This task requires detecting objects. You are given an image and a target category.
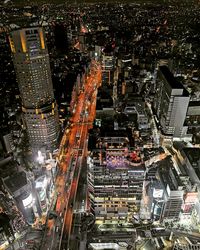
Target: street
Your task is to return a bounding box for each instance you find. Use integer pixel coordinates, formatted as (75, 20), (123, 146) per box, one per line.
(40, 60), (101, 250)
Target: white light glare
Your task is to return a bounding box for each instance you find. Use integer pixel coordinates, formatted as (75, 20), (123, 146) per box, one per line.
(37, 150), (44, 164)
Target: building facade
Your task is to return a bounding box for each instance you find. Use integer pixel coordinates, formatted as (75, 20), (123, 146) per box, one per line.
(154, 66), (190, 138)
(151, 157), (185, 221)
(102, 54), (116, 85)
(87, 137), (145, 224)
(3, 171), (41, 224)
(9, 27), (59, 153)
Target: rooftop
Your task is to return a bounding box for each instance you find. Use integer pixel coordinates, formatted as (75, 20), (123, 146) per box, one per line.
(189, 101), (200, 107)
(159, 66), (190, 98)
(159, 65), (184, 90)
(158, 156), (182, 191)
(4, 171), (27, 193)
(182, 148), (200, 169)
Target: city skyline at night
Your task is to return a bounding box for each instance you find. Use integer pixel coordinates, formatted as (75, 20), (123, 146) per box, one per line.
(0, 1), (200, 250)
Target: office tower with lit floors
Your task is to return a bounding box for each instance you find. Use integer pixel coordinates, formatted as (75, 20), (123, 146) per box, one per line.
(154, 66), (190, 139)
(9, 27), (59, 153)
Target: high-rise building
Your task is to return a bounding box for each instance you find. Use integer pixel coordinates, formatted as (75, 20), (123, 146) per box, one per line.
(102, 54), (116, 85)
(3, 171), (41, 224)
(185, 101), (200, 142)
(151, 158), (184, 221)
(87, 136), (145, 224)
(9, 27), (59, 152)
(154, 66), (190, 138)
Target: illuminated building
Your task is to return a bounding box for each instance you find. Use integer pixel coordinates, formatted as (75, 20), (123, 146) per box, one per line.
(182, 192), (198, 215)
(9, 27), (59, 153)
(179, 148), (200, 184)
(154, 66), (190, 138)
(173, 241), (200, 250)
(35, 175), (48, 212)
(1, 133), (15, 154)
(185, 101), (200, 141)
(87, 137), (145, 223)
(89, 243), (128, 250)
(78, 34), (86, 52)
(3, 171), (41, 224)
(102, 55), (116, 85)
(152, 158), (184, 221)
(124, 101), (149, 130)
(175, 147), (200, 222)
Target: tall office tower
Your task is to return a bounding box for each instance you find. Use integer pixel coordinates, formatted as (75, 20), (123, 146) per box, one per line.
(154, 66), (190, 138)
(9, 27), (59, 153)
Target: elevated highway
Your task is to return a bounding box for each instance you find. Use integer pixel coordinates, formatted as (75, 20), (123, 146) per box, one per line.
(39, 60), (101, 250)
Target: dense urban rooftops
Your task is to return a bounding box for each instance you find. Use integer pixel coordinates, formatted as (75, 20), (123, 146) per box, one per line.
(4, 171), (27, 193)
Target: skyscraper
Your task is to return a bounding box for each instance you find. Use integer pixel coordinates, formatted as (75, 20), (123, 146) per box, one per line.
(9, 27), (59, 153)
(154, 66), (190, 138)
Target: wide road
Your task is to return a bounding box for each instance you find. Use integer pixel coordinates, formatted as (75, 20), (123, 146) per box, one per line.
(59, 60), (101, 250)
(40, 60), (101, 250)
